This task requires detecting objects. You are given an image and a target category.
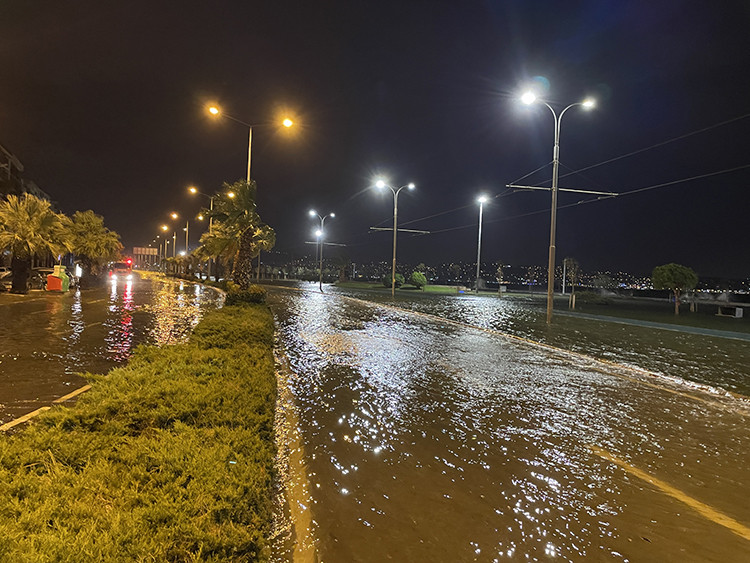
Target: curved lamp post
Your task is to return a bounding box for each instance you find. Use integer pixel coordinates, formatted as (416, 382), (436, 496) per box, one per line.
(375, 179), (415, 298)
(521, 91), (595, 324)
(207, 105), (293, 183)
(475, 195), (488, 293)
(309, 210), (335, 292)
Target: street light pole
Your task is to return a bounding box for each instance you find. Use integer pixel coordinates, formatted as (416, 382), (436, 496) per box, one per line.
(521, 92), (595, 324)
(309, 210), (335, 292)
(208, 106), (293, 183)
(375, 180), (415, 298)
(189, 186), (215, 280)
(475, 195), (488, 293)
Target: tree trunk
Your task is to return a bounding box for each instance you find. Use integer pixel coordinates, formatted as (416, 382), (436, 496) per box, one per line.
(10, 255), (30, 294)
(673, 290), (680, 315)
(232, 228), (255, 290)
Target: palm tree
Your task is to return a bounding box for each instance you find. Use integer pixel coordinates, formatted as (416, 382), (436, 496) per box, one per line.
(203, 180), (275, 290)
(197, 220), (239, 277)
(252, 223), (276, 281)
(67, 210), (123, 287)
(0, 194), (70, 293)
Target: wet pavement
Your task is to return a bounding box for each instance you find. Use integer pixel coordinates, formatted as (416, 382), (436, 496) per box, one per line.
(269, 286), (750, 562)
(0, 276), (223, 424)
(325, 287), (750, 397)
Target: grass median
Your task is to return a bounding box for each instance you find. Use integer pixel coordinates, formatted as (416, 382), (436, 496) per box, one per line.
(0, 303), (277, 562)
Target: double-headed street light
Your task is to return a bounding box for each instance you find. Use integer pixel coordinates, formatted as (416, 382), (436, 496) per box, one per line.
(475, 195), (489, 293)
(309, 210), (335, 292)
(375, 179), (415, 298)
(207, 105), (293, 183)
(520, 91), (595, 324)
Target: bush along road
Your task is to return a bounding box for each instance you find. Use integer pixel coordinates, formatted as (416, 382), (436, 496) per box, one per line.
(0, 301), (277, 562)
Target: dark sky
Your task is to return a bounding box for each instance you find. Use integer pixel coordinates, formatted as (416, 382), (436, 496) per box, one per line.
(1, 1), (749, 278)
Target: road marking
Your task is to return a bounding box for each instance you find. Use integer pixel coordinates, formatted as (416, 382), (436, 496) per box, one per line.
(589, 445), (750, 542)
(0, 407), (51, 431)
(0, 385), (93, 431)
(53, 385), (92, 404)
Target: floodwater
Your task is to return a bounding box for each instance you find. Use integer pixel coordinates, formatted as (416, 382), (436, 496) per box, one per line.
(0, 276), (223, 424)
(327, 288), (750, 397)
(270, 287), (750, 562)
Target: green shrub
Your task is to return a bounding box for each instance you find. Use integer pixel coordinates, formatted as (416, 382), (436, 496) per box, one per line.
(409, 271), (427, 290)
(225, 284), (267, 305)
(0, 304), (277, 561)
(381, 273), (404, 288)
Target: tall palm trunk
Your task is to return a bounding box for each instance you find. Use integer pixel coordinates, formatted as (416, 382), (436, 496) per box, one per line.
(232, 228), (255, 290)
(10, 255), (30, 294)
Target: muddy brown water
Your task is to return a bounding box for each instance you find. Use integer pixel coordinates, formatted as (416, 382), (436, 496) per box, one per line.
(270, 287), (750, 562)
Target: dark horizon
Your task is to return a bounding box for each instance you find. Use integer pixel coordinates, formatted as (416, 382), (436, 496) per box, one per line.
(2, 1), (749, 279)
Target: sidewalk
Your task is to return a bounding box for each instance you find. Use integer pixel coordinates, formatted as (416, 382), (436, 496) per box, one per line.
(555, 310), (750, 342)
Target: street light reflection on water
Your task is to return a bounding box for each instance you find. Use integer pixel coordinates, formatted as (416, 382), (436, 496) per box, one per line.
(270, 288), (750, 562)
(0, 277), (224, 425)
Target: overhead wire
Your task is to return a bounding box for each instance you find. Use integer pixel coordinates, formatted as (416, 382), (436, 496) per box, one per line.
(290, 111), (750, 253)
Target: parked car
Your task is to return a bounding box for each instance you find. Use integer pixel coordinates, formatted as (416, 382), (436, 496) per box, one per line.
(29, 268), (55, 290)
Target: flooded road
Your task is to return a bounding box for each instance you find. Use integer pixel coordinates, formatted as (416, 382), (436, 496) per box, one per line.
(0, 276), (222, 424)
(270, 287), (750, 562)
(327, 287), (750, 397)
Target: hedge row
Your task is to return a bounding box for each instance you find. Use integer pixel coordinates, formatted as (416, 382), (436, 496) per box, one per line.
(0, 303), (277, 562)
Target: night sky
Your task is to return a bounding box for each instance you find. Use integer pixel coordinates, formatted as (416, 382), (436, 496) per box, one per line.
(1, 1), (749, 279)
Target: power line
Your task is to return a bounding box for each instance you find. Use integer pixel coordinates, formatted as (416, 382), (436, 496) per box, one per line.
(509, 111), (750, 187)
(394, 163), (750, 238)
(559, 111), (750, 181)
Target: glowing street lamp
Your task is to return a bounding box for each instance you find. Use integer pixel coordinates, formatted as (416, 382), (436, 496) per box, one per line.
(167, 213), (180, 258)
(309, 209), (335, 292)
(520, 90), (596, 324)
(207, 104), (294, 183)
(375, 179), (415, 298)
(475, 195), (489, 293)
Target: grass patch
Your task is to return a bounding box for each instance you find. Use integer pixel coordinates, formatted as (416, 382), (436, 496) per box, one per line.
(0, 303), (277, 562)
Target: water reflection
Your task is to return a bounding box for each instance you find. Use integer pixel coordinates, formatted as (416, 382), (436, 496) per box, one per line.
(270, 288), (750, 562)
(328, 287), (750, 396)
(0, 277), (223, 424)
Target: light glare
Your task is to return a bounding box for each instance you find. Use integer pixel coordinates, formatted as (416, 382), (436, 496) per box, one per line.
(283, 118), (293, 128)
(375, 180), (386, 189)
(582, 98), (596, 109)
(521, 91), (537, 105)
(407, 183), (416, 190)
(477, 195), (488, 204)
(309, 209), (317, 217)
(208, 106), (220, 115)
